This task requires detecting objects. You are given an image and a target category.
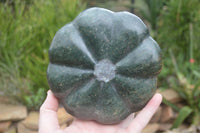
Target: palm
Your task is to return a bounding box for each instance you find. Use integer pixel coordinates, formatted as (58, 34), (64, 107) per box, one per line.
(64, 119), (126, 133)
(39, 91), (162, 133)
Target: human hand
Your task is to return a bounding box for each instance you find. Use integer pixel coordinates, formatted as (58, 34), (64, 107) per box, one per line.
(39, 90), (162, 133)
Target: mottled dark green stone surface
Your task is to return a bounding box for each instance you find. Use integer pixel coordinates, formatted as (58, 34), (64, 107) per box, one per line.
(47, 7), (162, 124)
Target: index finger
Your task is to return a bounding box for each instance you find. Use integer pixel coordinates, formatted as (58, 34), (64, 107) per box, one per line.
(127, 93), (162, 133)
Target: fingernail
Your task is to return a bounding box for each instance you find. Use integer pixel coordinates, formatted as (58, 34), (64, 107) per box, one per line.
(47, 90), (51, 95)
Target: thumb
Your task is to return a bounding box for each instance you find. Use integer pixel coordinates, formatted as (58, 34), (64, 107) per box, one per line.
(39, 90), (60, 133)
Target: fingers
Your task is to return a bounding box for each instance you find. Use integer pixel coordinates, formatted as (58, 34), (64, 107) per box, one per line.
(127, 93), (162, 133)
(118, 113), (135, 128)
(39, 90), (60, 133)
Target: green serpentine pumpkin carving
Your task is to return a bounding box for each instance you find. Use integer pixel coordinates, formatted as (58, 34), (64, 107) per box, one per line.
(47, 7), (162, 124)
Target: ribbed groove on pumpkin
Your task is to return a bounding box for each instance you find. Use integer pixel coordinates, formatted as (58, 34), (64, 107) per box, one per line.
(110, 83), (132, 113)
(72, 23), (97, 64)
(47, 63), (94, 97)
(73, 9), (113, 62)
(56, 77), (95, 99)
(62, 79), (100, 120)
(109, 12), (149, 63)
(49, 23), (96, 69)
(112, 74), (157, 112)
(94, 82), (130, 124)
(115, 37), (162, 78)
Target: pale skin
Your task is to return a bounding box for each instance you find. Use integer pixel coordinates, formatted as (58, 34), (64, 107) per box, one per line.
(39, 90), (162, 133)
